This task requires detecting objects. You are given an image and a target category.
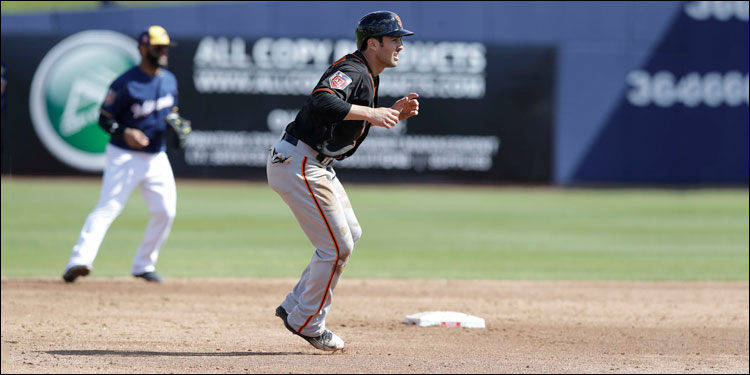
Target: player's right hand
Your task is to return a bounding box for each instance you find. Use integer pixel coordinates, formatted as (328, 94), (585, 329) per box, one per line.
(368, 107), (400, 129)
(124, 128), (150, 149)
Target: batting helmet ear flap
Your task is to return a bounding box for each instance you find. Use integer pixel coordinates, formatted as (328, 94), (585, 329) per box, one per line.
(356, 11), (414, 50)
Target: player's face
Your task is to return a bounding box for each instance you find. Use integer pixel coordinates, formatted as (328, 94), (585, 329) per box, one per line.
(143, 45), (169, 68)
(375, 36), (404, 68)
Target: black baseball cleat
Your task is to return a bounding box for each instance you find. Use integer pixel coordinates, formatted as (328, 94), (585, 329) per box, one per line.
(133, 271), (163, 283)
(275, 305), (344, 351)
(275, 305), (289, 320)
(63, 265), (91, 283)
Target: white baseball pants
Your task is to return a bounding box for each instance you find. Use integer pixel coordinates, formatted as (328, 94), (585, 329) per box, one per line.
(65, 144), (177, 275)
(267, 135), (362, 337)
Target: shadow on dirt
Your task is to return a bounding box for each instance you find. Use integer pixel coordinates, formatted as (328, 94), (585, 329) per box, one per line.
(44, 350), (315, 357)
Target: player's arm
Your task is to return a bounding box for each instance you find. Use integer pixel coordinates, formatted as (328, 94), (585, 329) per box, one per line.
(100, 85), (149, 149)
(347, 92), (421, 127)
(310, 65), (399, 129)
(344, 104), (399, 129)
(98, 110), (125, 137)
(99, 111), (149, 149)
(312, 92), (399, 129)
(99, 87), (125, 137)
(310, 90), (352, 122)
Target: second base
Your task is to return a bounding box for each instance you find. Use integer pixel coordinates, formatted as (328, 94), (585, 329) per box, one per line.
(404, 311), (485, 328)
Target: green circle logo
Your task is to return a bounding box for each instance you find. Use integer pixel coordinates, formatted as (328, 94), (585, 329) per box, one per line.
(30, 30), (139, 172)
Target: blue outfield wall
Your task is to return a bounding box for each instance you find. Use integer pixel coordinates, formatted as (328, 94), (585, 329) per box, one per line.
(2, 1), (748, 185)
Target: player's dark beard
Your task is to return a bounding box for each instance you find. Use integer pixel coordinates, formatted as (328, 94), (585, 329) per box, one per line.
(146, 49), (168, 68)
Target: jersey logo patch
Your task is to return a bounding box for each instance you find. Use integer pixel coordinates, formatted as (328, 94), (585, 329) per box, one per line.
(103, 89), (117, 106)
(329, 71), (352, 90)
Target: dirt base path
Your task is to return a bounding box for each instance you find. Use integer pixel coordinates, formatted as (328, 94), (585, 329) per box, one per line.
(1, 278), (748, 373)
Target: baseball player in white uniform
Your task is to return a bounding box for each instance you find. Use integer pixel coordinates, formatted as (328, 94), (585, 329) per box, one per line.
(63, 26), (190, 283)
(267, 11), (419, 351)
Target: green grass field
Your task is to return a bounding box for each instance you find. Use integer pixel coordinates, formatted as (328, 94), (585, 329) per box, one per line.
(1, 177), (748, 281)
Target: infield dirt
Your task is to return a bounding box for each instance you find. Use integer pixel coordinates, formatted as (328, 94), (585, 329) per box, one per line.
(1, 278), (748, 373)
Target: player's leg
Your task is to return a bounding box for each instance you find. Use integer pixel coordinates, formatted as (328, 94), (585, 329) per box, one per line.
(268, 150), (353, 337)
(280, 262), (311, 315)
(329, 171), (361, 246)
(65, 145), (144, 273)
(279, 177), (357, 303)
(267, 142), (314, 315)
(328, 171), (361, 291)
(132, 151), (176, 276)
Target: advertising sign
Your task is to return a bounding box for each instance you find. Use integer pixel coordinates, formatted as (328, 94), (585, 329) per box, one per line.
(2, 34), (555, 183)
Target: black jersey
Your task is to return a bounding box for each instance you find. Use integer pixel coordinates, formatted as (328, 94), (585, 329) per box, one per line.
(285, 50), (378, 159)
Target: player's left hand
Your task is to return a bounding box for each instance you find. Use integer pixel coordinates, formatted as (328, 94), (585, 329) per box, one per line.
(391, 92), (419, 121)
(165, 111), (192, 150)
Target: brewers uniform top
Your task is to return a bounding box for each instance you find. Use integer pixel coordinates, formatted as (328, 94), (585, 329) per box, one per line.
(101, 66), (178, 153)
(285, 50), (378, 160)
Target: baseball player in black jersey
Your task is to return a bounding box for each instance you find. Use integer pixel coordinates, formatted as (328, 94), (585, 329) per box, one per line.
(267, 11), (419, 351)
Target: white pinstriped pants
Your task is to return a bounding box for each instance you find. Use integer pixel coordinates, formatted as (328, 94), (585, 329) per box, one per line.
(65, 144), (176, 275)
(266, 135), (362, 337)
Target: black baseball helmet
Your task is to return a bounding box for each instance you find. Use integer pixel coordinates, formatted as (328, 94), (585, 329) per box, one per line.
(355, 11), (414, 50)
